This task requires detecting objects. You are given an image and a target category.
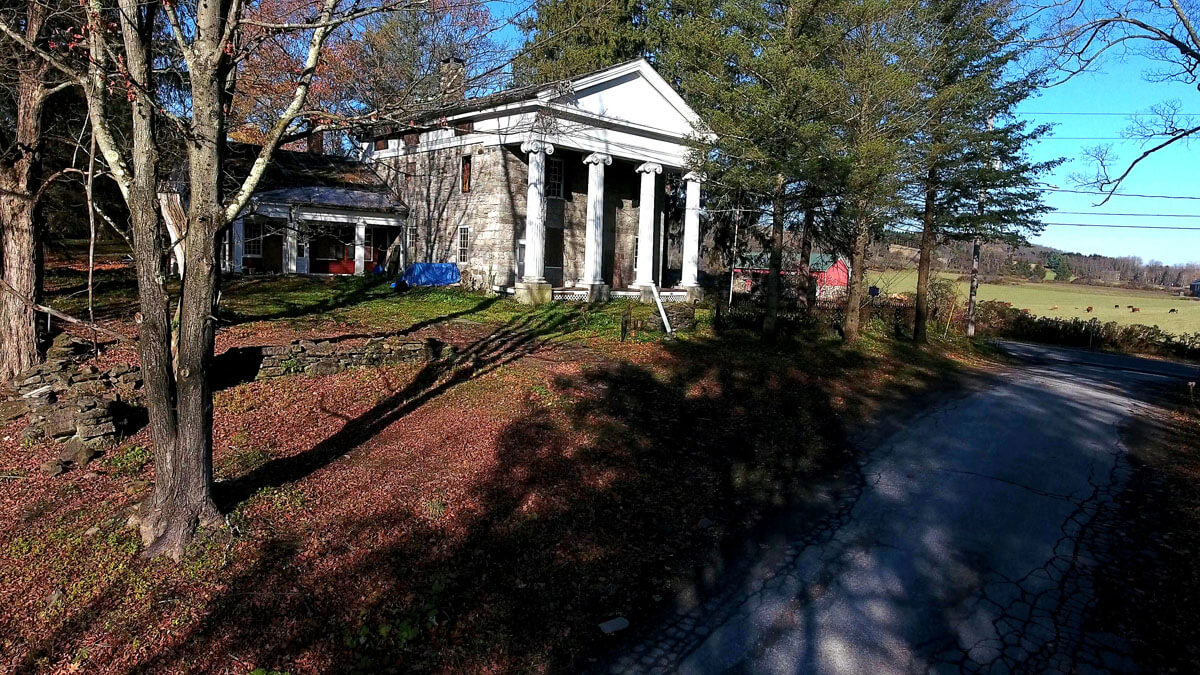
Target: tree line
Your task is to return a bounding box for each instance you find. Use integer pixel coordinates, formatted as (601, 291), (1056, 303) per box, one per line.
(870, 234), (1200, 288)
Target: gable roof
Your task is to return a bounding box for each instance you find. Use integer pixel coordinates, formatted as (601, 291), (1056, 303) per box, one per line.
(225, 144), (405, 214)
(736, 251), (845, 271)
(367, 59), (709, 142)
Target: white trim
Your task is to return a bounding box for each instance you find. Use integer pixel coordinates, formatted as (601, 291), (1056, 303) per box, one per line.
(250, 202), (404, 228)
(457, 225), (470, 264)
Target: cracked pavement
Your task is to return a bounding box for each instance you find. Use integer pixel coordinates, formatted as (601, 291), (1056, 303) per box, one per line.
(603, 341), (1200, 674)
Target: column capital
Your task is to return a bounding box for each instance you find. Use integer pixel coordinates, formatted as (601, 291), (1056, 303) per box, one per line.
(521, 139), (555, 155)
(683, 171), (707, 183)
(636, 162), (663, 175)
(584, 152), (613, 166)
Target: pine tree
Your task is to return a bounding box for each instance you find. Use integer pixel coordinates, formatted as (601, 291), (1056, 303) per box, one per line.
(818, 0), (924, 342)
(910, 0), (1059, 343)
(514, 0), (654, 84)
(659, 0), (838, 338)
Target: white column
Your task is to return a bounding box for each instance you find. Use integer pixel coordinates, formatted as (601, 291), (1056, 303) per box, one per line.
(521, 140), (554, 283)
(583, 153), (611, 286)
(283, 211), (298, 273)
(635, 162), (662, 288)
(231, 218), (244, 274)
(353, 221), (367, 275)
(681, 172), (704, 289)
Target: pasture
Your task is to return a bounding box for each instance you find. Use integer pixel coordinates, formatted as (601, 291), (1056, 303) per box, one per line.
(869, 269), (1200, 335)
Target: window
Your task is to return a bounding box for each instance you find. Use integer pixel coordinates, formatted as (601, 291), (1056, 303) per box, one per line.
(457, 226), (470, 264)
(460, 156), (472, 193)
(403, 132), (420, 148)
(546, 157), (564, 199)
(454, 120), (473, 136)
(405, 160), (416, 186)
(244, 221), (263, 257)
(373, 137), (389, 152)
(406, 226), (417, 251)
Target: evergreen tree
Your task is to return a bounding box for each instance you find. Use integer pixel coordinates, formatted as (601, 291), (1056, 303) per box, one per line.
(659, 0), (838, 338)
(818, 0), (924, 342)
(514, 0), (654, 84)
(910, 0), (1059, 343)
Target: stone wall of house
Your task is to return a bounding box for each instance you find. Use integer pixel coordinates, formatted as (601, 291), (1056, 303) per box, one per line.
(378, 143), (523, 289)
(377, 142), (654, 290)
(0, 334), (143, 475)
(256, 336), (447, 379)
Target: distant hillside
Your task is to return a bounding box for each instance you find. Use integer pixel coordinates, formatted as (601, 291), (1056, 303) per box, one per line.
(869, 231), (1200, 289)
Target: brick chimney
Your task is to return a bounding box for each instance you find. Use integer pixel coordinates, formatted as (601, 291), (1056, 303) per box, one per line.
(308, 130), (324, 155)
(439, 57), (466, 103)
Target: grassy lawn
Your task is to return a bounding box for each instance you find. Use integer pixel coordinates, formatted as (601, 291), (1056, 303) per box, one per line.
(1, 265), (991, 673)
(869, 269), (1200, 335)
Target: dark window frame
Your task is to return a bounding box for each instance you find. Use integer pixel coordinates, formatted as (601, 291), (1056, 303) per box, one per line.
(546, 157), (565, 199)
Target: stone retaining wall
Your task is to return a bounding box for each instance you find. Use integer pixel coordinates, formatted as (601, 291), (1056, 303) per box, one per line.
(256, 336), (446, 380)
(0, 334), (143, 474)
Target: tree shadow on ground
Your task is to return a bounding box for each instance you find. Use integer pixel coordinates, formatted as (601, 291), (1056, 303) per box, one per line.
(16, 324), (966, 673)
(208, 295), (502, 392)
(218, 276), (395, 325)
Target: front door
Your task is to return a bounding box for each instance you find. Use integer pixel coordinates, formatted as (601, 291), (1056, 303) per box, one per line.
(545, 227), (564, 287)
(295, 227), (310, 275)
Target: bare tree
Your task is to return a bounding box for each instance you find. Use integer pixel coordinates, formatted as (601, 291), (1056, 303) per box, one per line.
(1038, 0), (1200, 198)
(0, 0), (504, 558)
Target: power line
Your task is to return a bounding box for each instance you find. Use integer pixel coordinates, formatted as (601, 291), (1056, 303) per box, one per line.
(1041, 222), (1200, 230)
(1020, 111), (1200, 116)
(1054, 211), (1200, 218)
(1045, 187), (1200, 201)
(1040, 137), (1151, 140)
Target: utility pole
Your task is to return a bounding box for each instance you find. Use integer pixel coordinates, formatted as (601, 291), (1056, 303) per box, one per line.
(966, 238), (980, 337)
(967, 117), (994, 338)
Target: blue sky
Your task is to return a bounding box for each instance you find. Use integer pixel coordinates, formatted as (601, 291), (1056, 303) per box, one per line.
(1015, 57), (1200, 265)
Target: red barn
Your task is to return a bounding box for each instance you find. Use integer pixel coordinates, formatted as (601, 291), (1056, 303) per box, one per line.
(810, 254), (850, 296)
(731, 252), (851, 298)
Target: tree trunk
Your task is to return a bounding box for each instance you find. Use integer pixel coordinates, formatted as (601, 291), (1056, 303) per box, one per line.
(798, 206), (815, 313)
(0, 191), (39, 382)
(913, 169), (936, 344)
(841, 217), (871, 343)
(0, 3), (51, 383)
(138, 53), (226, 559)
(763, 174), (786, 339)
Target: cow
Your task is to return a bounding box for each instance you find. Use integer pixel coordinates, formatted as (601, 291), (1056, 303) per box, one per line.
(1050, 305), (1060, 310)
(1131, 307), (1141, 313)
(1114, 304), (1121, 309)
(1086, 306), (1094, 313)
(1169, 308), (1180, 314)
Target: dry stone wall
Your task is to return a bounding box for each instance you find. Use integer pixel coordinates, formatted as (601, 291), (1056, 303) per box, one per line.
(256, 336), (446, 380)
(0, 334), (143, 475)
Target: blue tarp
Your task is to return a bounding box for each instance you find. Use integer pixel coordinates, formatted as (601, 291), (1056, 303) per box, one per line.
(400, 263), (461, 287)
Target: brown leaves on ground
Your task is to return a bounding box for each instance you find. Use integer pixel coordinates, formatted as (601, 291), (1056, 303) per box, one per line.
(0, 315), (973, 673)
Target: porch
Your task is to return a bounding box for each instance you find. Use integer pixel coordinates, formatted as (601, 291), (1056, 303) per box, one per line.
(226, 187), (407, 277)
(512, 139), (705, 305)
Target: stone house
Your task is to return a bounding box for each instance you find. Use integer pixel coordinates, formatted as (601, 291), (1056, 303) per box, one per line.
(361, 58), (711, 303)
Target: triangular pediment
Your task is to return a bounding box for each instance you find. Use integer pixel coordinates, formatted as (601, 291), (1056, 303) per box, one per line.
(544, 60), (704, 138)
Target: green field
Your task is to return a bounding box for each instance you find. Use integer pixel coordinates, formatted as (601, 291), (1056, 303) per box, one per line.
(869, 269), (1200, 335)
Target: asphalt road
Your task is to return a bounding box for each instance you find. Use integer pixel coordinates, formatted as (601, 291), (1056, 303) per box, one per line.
(604, 342), (1200, 674)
